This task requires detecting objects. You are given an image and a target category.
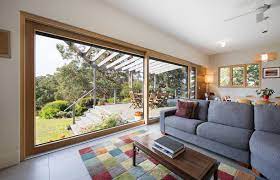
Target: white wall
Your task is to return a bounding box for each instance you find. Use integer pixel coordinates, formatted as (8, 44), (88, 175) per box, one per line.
(208, 44), (280, 98)
(0, 0), (208, 169)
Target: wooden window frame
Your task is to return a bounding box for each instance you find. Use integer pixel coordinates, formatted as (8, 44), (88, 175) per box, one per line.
(218, 63), (261, 88)
(246, 63), (262, 88)
(20, 11), (203, 160)
(22, 20), (146, 158)
(231, 65), (246, 88)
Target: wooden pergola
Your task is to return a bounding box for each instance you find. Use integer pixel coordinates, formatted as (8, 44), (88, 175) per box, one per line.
(68, 43), (183, 108)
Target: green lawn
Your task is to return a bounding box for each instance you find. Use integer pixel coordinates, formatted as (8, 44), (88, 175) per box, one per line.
(35, 116), (74, 145)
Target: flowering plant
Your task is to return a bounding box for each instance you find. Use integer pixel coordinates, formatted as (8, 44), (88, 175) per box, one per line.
(134, 111), (143, 116)
(256, 88), (275, 98)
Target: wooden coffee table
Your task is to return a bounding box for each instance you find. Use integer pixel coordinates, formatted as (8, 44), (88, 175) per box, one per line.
(133, 133), (219, 180)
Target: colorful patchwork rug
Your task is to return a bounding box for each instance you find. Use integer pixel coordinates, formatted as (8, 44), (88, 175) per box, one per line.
(79, 130), (256, 180)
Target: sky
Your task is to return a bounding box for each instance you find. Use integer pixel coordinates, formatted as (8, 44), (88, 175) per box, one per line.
(35, 35), (68, 76)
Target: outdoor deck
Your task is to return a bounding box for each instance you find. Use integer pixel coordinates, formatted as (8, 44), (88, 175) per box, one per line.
(97, 103), (174, 120)
(71, 103), (175, 135)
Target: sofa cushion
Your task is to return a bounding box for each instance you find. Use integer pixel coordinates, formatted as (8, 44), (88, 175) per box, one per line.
(250, 131), (280, 166)
(193, 100), (210, 121)
(208, 101), (254, 129)
(166, 126), (250, 163)
(251, 153), (280, 180)
(175, 100), (196, 118)
(165, 116), (204, 134)
(197, 122), (253, 150)
(254, 105), (280, 134)
(167, 99), (209, 121)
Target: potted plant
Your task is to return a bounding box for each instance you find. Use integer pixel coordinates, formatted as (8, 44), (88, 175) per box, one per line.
(134, 111), (143, 121)
(256, 88), (275, 101)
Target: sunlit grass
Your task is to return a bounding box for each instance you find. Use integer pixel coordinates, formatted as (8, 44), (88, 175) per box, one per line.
(35, 116), (74, 145)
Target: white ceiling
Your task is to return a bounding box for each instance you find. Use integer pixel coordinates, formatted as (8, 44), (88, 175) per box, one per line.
(103, 0), (280, 55)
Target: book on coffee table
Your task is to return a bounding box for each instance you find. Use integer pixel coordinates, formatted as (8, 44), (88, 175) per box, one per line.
(154, 136), (184, 154)
(133, 133), (219, 180)
(152, 144), (185, 159)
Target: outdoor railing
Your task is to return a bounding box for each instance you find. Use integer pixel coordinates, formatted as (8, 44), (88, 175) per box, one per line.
(63, 88), (122, 125)
(64, 89), (94, 124)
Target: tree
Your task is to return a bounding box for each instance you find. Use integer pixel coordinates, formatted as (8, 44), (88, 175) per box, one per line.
(36, 75), (58, 110)
(151, 68), (185, 97)
(55, 61), (93, 102)
(56, 42), (129, 101)
(36, 41), (135, 108)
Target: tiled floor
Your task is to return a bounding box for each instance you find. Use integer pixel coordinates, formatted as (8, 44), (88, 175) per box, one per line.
(0, 123), (262, 180)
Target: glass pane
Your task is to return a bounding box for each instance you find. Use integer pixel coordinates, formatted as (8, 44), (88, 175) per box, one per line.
(246, 64), (260, 87)
(190, 67), (196, 99)
(219, 67), (230, 86)
(232, 66), (244, 86)
(35, 33), (143, 145)
(148, 59), (188, 119)
(183, 66), (189, 98)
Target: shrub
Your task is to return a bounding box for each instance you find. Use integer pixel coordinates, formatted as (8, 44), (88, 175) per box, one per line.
(98, 98), (106, 106)
(106, 97), (119, 104)
(107, 97), (114, 103)
(39, 100), (69, 119)
(79, 114), (127, 134)
(120, 83), (130, 98)
(121, 98), (131, 103)
(55, 105), (86, 118)
(75, 104), (87, 116)
(132, 81), (143, 93)
(56, 111), (68, 118)
(99, 114), (122, 129)
(66, 111), (73, 118)
(56, 111), (73, 118)
(78, 97), (93, 109)
(120, 81), (143, 98)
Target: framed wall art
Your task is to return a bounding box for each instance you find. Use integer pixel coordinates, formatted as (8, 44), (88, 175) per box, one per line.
(263, 67), (280, 79)
(0, 29), (11, 58)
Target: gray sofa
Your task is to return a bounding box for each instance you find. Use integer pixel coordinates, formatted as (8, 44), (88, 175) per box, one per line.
(160, 100), (280, 180)
(250, 105), (280, 180)
(160, 100), (254, 163)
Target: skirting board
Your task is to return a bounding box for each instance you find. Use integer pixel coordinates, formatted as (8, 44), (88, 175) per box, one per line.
(0, 150), (20, 170)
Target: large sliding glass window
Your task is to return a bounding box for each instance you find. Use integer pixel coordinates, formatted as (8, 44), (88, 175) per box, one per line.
(24, 16), (202, 157)
(35, 33), (143, 145)
(148, 59), (189, 119)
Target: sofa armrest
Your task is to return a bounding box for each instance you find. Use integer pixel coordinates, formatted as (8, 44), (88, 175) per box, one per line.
(160, 108), (176, 133)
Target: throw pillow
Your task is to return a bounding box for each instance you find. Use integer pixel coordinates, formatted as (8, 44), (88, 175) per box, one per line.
(190, 101), (198, 119)
(175, 100), (195, 118)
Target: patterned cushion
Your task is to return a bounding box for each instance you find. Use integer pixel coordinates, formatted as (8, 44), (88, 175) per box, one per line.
(175, 100), (195, 118)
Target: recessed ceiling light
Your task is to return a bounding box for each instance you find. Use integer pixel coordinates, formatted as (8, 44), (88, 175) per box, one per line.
(217, 40), (226, 48)
(261, 53), (268, 62)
